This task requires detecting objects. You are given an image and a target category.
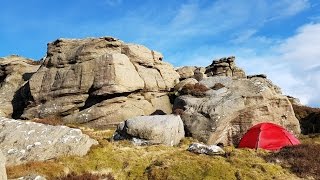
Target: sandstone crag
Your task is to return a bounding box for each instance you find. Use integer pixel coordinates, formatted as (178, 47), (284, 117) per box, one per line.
(18, 37), (180, 127)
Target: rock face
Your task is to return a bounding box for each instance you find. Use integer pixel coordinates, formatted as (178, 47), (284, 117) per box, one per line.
(113, 115), (185, 146)
(0, 117), (98, 166)
(176, 66), (206, 81)
(0, 55), (40, 118)
(174, 62), (300, 145)
(17, 37), (179, 127)
(205, 56), (245, 78)
(63, 93), (172, 128)
(0, 151), (7, 180)
(187, 143), (225, 155)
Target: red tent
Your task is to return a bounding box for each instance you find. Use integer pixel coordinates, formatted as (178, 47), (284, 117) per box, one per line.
(238, 122), (300, 151)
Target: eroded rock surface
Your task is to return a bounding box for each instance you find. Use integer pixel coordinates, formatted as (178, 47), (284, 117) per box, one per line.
(0, 117), (98, 166)
(174, 60), (300, 145)
(0, 55), (40, 118)
(19, 37), (179, 127)
(176, 66), (206, 81)
(113, 115), (185, 146)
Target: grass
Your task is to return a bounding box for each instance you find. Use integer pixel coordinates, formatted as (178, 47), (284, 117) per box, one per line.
(6, 128), (301, 180)
(266, 144), (320, 179)
(180, 83), (210, 97)
(31, 116), (64, 126)
(57, 172), (115, 180)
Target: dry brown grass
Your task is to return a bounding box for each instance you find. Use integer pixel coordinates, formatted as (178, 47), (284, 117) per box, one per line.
(31, 116), (64, 126)
(211, 83), (225, 90)
(181, 83), (210, 97)
(266, 144), (320, 179)
(6, 161), (65, 179)
(56, 172), (115, 180)
(292, 105), (320, 134)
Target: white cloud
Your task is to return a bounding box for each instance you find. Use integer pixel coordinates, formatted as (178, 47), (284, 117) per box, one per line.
(278, 23), (320, 69)
(172, 22), (320, 106)
(239, 23), (320, 106)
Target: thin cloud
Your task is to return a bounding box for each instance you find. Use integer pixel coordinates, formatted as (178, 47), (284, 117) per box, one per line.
(104, 0), (122, 6)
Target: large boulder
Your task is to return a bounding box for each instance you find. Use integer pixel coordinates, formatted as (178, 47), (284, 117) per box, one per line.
(174, 73), (300, 146)
(19, 37), (179, 127)
(0, 151), (7, 180)
(113, 115), (185, 146)
(63, 92), (172, 128)
(0, 117), (98, 166)
(0, 55), (40, 118)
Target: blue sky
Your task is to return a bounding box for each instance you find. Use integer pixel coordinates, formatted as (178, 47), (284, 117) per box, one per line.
(1, 0), (320, 106)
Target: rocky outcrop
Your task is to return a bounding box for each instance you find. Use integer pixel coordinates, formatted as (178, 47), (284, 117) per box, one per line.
(113, 115), (185, 146)
(205, 56), (245, 78)
(17, 37), (179, 127)
(176, 66), (206, 81)
(0, 117), (98, 166)
(174, 65), (300, 145)
(0, 55), (40, 118)
(0, 151), (7, 180)
(187, 143), (225, 155)
(287, 96), (302, 106)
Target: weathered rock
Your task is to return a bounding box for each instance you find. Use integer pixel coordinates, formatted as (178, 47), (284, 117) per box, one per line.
(176, 66), (196, 79)
(63, 92), (172, 128)
(174, 78), (198, 91)
(193, 67), (207, 81)
(113, 115), (185, 146)
(176, 66), (207, 81)
(174, 75), (300, 145)
(0, 151), (7, 180)
(19, 37), (179, 126)
(187, 143), (225, 155)
(0, 117), (98, 166)
(0, 55), (40, 118)
(287, 96), (302, 106)
(205, 56), (245, 78)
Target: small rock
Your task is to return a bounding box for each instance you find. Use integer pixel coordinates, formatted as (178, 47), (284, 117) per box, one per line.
(13, 174), (46, 180)
(187, 143), (225, 155)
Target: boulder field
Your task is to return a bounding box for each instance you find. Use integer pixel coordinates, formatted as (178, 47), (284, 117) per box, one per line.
(0, 37), (301, 147)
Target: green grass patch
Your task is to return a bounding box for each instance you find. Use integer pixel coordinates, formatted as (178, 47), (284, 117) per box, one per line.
(7, 129), (302, 180)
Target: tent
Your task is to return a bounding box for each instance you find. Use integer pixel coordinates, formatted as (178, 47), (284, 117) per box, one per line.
(238, 122), (300, 151)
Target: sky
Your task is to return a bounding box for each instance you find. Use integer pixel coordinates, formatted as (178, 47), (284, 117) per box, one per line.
(0, 0), (320, 107)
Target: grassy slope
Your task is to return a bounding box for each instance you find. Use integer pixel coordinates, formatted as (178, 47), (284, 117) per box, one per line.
(6, 129), (300, 180)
